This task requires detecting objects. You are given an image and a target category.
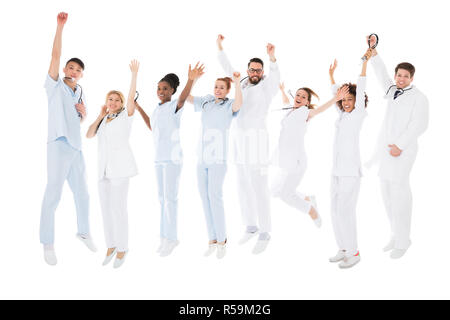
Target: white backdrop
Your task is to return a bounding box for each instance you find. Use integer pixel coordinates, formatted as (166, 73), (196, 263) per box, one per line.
(0, 0), (448, 299)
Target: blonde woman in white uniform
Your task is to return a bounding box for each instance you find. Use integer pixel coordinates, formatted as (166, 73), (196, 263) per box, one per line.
(328, 51), (371, 269)
(272, 83), (349, 229)
(86, 60), (140, 268)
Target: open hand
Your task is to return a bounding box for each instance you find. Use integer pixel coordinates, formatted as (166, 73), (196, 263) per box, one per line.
(336, 85), (349, 101)
(129, 59), (140, 74)
(188, 62), (205, 81)
(279, 82), (285, 91)
(329, 59), (338, 77)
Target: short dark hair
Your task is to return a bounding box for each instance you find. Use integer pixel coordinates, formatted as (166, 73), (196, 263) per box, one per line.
(160, 73), (180, 94)
(395, 62), (415, 78)
(248, 58), (264, 68)
(66, 58), (85, 70)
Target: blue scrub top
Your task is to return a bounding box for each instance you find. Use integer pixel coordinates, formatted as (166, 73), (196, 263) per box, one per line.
(44, 74), (84, 150)
(151, 99), (184, 163)
(193, 95), (238, 164)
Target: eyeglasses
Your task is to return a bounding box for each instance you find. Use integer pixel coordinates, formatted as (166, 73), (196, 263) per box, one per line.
(248, 68), (263, 74)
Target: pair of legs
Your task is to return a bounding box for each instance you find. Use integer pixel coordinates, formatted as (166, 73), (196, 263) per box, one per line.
(330, 176), (361, 257)
(271, 166), (318, 220)
(155, 162), (183, 241)
(98, 177), (129, 260)
(236, 164), (271, 238)
(380, 178), (413, 250)
(197, 163), (228, 245)
(40, 137), (90, 246)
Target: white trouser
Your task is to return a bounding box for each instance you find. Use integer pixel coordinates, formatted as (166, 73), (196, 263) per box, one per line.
(98, 177), (130, 252)
(155, 162), (183, 241)
(330, 176), (361, 257)
(236, 164), (271, 233)
(270, 165), (311, 214)
(40, 137), (90, 245)
(380, 178), (413, 250)
(197, 163), (228, 243)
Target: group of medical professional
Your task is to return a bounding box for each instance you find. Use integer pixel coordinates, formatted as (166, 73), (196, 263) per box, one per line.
(40, 12), (429, 269)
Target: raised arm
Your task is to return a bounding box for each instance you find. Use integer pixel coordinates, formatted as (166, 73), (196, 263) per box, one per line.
(370, 48), (394, 93)
(48, 12), (68, 81)
(135, 101), (151, 130)
(176, 62), (205, 111)
(217, 34), (235, 77)
(126, 59), (139, 116)
(279, 82), (290, 106)
(86, 105), (107, 138)
(329, 59), (337, 85)
(232, 72), (243, 112)
(353, 49), (371, 112)
(264, 43), (280, 97)
(308, 86), (349, 120)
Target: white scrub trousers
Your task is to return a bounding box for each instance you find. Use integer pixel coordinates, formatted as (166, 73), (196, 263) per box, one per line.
(197, 163), (228, 243)
(236, 164), (271, 234)
(271, 165), (311, 214)
(40, 137), (90, 245)
(380, 178), (413, 250)
(155, 162), (182, 241)
(98, 177), (129, 252)
(330, 176), (361, 256)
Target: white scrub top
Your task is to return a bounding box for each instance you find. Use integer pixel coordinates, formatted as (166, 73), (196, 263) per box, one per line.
(331, 76), (367, 177)
(44, 74), (84, 150)
(97, 110), (138, 180)
(193, 94), (238, 164)
(150, 99), (184, 163)
(273, 106), (310, 171)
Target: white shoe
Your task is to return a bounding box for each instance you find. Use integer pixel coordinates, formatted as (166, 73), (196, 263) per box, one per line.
(76, 234), (97, 252)
(204, 243), (217, 257)
(113, 251), (128, 269)
(390, 248), (408, 259)
(44, 248), (57, 266)
(310, 196), (322, 228)
(329, 250), (346, 263)
(339, 252), (361, 269)
(157, 238), (167, 253)
(102, 248), (117, 266)
(239, 231), (258, 245)
(383, 239), (395, 252)
(252, 239), (270, 255)
(160, 240), (179, 257)
(217, 244), (227, 259)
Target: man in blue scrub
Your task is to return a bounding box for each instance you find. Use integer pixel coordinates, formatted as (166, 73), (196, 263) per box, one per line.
(40, 12), (96, 266)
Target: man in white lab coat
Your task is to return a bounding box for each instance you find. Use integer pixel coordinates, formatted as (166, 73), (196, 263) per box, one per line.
(217, 35), (280, 254)
(370, 48), (429, 259)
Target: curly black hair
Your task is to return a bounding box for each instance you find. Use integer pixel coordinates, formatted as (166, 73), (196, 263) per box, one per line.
(336, 83), (368, 111)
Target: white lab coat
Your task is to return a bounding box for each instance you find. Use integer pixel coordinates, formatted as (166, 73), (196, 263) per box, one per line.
(371, 54), (429, 249)
(218, 50), (280, 233)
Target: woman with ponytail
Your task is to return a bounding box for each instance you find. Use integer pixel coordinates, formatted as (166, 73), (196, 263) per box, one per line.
(187, 72), (242, 259)
(271, 82), (349, 229)
(135, 63), (205, 257)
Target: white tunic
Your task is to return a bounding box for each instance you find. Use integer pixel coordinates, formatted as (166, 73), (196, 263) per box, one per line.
(274, 106), (310, 171)
(218, 50), (280, 166)
(97, 110), (138, 180)
(370, 55), (429, 182)
(331, 76), (367, 177)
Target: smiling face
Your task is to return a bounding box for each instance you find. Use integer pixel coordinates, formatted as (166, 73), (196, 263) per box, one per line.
(341, 93), (356, 113)
(247, 62), (264, 85)
(214, 80), (230, 100)
(157, 81), (174, 104)
(293, 89), (310, 108)
(106, 93), (123, 114)
(394, 68), (414, 89)
(63, 61), (83, 82)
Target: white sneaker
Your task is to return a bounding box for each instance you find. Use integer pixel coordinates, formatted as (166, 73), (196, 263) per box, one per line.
(102, 248), (117, 266)
(239, 231), (258, 245)
(204, 243), (217, 257)
(160, 240), (179, 257)
(310, 196), (322, 228)
(329, 250), (346, 263)
(390, 248), (408, 259)
(44, 248), (57, 266)
(113, 251), (128, 269)
(157, 238), (167, 253)
(217, 244), (227, 259)
(252, 239), (270, 255)
(76, 234), (97, 252)
(339, 252), (361, 269)
(383, 239), (395, 252)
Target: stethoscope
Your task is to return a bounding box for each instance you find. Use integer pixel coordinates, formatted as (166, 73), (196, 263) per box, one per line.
(385, 85), (413, 98)
(64, 77), (83, 117)
(361, 33), (379, 62)
(201, 97), (229, 109)
(107, 90), (140, 119)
